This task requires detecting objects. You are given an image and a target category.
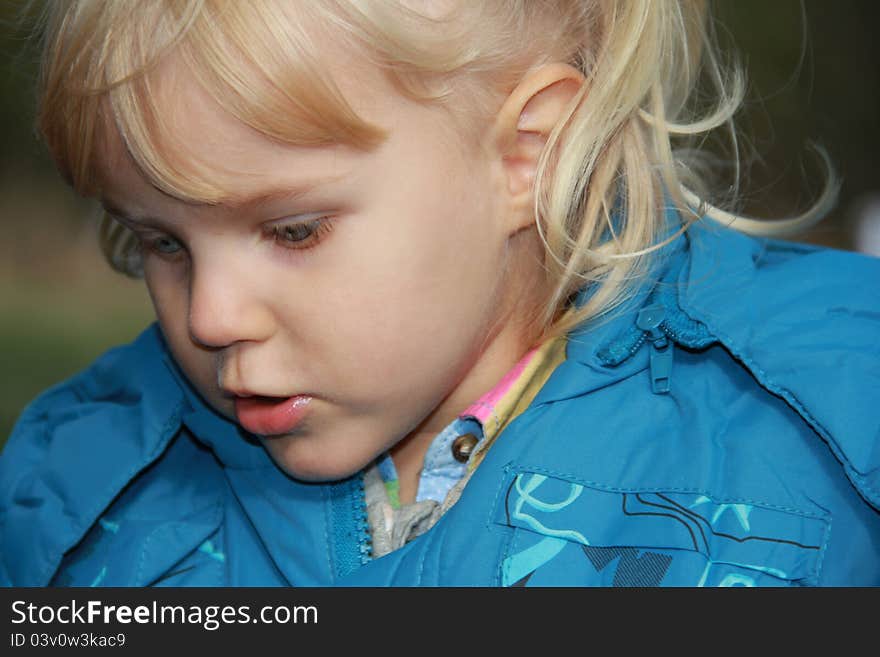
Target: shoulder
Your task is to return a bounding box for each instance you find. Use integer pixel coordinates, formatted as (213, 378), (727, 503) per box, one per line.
(10, 321), (179, 411)
(1, 323), (185, 481)
(681, 220), (880, 507)
(0, 324), (191, 586)
(684, 218), (880, 325)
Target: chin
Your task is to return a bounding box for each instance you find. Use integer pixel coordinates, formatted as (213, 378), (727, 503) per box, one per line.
(262, 438), (371, 484)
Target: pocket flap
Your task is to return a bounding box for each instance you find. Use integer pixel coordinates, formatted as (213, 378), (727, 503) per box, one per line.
(495, 470), (829, 585)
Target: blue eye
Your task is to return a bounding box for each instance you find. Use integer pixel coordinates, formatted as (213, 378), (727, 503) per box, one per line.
(150, 235), (183, 255)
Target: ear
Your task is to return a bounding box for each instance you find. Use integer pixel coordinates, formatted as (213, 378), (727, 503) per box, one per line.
(491, 63), (586, 234)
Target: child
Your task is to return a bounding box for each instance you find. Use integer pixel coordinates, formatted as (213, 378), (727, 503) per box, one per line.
(2, 0), (878, 587)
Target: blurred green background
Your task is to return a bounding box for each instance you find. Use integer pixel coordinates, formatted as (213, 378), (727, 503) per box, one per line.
(2, 1), (879, 446)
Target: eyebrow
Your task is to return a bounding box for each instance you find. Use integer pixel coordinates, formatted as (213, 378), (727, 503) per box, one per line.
(100, 175), (345, 227)
(226, 182), (335, 212)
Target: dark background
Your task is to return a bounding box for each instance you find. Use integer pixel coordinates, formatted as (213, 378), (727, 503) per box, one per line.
(2, 0), (879, 444)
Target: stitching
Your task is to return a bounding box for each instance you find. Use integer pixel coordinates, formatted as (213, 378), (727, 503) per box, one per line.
(135, 522), (172, 586)
(134, 503), (223, 586)
(489, 465), (519, 586)
(496, 466), (829, 586)
(487, 464), (515, 531)
(814, 509), (832, 586)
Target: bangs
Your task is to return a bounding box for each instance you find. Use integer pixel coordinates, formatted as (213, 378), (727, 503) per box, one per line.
(39, 1), (387, 203)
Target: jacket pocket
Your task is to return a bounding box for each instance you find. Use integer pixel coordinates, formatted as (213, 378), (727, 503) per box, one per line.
(494, 469), (829, 587)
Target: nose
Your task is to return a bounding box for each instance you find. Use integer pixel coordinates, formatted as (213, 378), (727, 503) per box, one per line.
(187, 256), (275, 349)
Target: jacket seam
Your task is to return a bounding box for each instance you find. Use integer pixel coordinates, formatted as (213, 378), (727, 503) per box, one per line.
(133, 504), (222, 587)
(815, 510), (832, 586)
(490, 464), (517, 586)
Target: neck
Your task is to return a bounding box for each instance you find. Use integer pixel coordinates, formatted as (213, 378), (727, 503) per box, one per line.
(392, 280), (546, 504)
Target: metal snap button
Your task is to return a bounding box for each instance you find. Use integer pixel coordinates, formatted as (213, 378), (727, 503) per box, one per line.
(451, 433), (479, 463)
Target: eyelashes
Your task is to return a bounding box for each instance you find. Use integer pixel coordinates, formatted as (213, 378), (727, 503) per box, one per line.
(128, 214), (337, 264)
(265, 217), (334, 252)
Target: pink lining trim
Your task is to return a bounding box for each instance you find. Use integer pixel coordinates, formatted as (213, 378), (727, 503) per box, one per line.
(460, 346), (540, 424)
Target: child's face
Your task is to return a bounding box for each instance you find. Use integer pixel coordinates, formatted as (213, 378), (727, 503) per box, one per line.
(98, 57), (541, 481)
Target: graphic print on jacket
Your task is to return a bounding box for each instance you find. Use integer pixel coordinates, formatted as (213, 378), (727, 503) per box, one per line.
(498, 472), (829, 587)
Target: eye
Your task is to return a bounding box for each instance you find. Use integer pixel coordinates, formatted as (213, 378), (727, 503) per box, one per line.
(145, 234), (184, 258)
(267, 217), (334, 251)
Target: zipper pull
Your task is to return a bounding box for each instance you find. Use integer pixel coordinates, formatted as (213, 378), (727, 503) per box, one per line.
(636, 305), (673, 394)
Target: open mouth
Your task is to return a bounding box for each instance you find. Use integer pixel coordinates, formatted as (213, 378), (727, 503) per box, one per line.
(234, 394), (312, 436)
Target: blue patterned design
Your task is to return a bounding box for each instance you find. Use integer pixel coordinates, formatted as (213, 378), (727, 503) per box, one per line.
(510, 474), (589, 545)
(582, 546), (672, 587)
(89, 566), (107, 587)
(499, 472), (827, 586)
(502, 536), (568, 586)
(198, 540), (226, 563)
(690, 495), (753, 531)
(98, 518), (120, 534)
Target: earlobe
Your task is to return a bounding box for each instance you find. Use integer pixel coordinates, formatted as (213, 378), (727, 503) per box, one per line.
(493, 63), (586, 233)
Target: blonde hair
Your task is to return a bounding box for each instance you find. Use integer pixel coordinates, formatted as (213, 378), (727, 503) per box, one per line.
(36, 0), (836, 340)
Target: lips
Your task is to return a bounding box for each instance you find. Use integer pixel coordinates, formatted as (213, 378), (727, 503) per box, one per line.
(234, 394), (312, 436)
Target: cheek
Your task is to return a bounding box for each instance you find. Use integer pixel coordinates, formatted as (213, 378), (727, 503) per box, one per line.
(144, 264), (188, 344)
(292, 117), (507, 381)
(307, 217), (507, 388)
(143, 266), (218, 400)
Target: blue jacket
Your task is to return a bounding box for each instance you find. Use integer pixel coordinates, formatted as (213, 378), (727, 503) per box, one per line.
(2, 220), (879, 587)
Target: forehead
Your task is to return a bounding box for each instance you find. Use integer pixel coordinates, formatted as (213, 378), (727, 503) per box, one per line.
(97, 46), (394, 205)
(96, 46), (468, 212)
(91, 0), (416, 204)
(97, 113), (350, 220)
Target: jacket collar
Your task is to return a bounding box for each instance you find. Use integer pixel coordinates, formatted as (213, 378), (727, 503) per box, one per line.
(531, 208), (698, 406)
(161, 348), (276, 470)
(161, 334), (340, 586)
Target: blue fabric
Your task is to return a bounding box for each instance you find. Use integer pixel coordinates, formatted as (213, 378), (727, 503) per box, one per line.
(327, 475), (371, 577)
(2, 218), (879, 587)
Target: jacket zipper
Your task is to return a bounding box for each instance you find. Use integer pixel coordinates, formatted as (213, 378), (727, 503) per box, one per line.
(635, 304), (674, 394)
(355, 471), (372, 565)
(329, 471), (372, 580)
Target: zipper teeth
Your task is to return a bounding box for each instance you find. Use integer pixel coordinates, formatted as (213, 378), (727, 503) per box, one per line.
(627, 332), (649, 358)
(659, 321), (681, 343)
(604, 309), (705, 367)
(356, 473), (372, 563)
(635, 321), (669, 355)
(620, 320), (666, 364)
(648, 320), (682, 346)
